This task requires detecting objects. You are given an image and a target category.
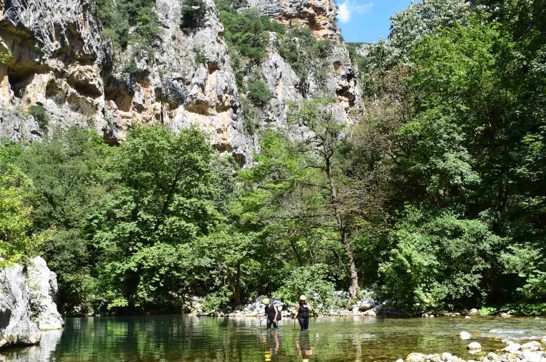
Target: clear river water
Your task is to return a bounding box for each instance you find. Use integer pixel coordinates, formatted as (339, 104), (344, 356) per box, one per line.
(0, 316), (544, 362)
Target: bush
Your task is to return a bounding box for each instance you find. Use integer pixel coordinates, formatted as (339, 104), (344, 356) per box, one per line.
(378, 207), (501, 312)
(247, 80), (272, 107)
(93, 0), (160, 67)
(278, 27), (334, 80)
(276, 264), (340, 312)
(28, 104), (49, 129)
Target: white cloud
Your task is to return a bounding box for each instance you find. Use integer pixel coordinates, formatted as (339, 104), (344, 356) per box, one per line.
(338, 1), (374, 24)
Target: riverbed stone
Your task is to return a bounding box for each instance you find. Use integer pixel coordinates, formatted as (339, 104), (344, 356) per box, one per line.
(521, 350), (543, 362)
(503, 342), (521, 354)
(467, 342), (481, 351)
(520, 341), (542, 352)
(468, 308), (479, 316)
(460, 331), (472, 340)
(407, 352), (428, 362)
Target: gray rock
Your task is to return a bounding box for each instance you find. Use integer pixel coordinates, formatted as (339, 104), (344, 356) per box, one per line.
(406, 353), (428, 362)
(468, 308), (479, 316)
(0, 264), (41, 348)
(520, 341), (541, 352)
(27, 257), (64, 331)
(460, 331), (472, 340)
(521, 350), (543, 362)
(467, 342), (481, 351)
(503, 341), (521, 354)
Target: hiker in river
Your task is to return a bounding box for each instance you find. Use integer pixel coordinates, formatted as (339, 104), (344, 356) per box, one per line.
(295, 295), (312, 331)
(262, 298), (279, 329)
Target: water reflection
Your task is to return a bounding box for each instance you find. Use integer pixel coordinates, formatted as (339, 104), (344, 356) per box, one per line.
(0, 316), (543, 362)
(0, 330), (62, 362)
(296, 331), (313, 361)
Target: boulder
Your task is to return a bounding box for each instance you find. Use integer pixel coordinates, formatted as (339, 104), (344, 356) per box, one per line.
(460, 331), (472, 340)
(521, 350), (544, 362)
(0, 263), (41, 348)
(27, 257), (64, 330)
(468, 308), (479, 316)
(520, 341), (541, 352)
(503, 341), (521, 354)
(0, 257), (63, 349)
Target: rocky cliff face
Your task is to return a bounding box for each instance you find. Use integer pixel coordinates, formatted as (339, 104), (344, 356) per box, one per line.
(0, 257), (63, 349)
(247, 0), (340, 40)
(0, 0), (360, 163)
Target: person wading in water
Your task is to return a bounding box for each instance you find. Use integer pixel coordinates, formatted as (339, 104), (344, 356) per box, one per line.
(295, 295), (312, 331)
(262, 298), (279, 329)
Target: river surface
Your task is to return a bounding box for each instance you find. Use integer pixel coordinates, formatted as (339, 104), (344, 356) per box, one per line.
(1, 316), (544, 362)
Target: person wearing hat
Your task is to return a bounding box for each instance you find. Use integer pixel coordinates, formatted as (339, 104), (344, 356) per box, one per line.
(295, 295), (312, 331)
(262, 298), (279, 329)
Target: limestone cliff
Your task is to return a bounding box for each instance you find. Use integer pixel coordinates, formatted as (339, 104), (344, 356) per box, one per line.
(0, 0), (360, 163)
(247, 0), (340, 40)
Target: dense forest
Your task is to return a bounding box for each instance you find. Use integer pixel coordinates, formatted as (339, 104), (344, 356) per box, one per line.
(1, 0), (545, 316)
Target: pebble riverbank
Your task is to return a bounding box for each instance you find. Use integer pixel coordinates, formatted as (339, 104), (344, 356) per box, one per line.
(398, 338), (546, 362)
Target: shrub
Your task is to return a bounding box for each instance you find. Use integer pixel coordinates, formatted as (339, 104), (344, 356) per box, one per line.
(278, 27), (334, 80)
(28, 104), (49, 129)
(247, 80), (272, 107)
(276, 264), (340, 312)
(93, 0), (160, 66)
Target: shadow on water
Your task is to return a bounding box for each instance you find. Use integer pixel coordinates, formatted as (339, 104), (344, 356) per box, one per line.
(0, 316), (544, 361)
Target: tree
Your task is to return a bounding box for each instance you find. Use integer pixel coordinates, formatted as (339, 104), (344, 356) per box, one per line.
(0, 161), (41, 263)
(288, 98), (361, 298)
(16, 128), (111, 313)
(92, 126), (222, 312)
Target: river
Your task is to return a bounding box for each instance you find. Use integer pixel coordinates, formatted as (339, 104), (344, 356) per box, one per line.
(0, 316), (544, 361)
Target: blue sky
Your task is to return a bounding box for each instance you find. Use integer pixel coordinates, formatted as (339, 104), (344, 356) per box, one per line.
(336, 0), (415, 43)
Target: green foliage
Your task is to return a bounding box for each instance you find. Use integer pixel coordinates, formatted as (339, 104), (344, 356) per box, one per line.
(217, 3), (284, 87)
(0, 49), (11, 64)
(0, 165), (42, 263)
(379, 207), (501, 311)
(28, 104), (49, 129)
(193, 48), (207, 64)
(278, 27), (334, 81)
(16, 128), (111, 313)
(93, 0), (160, 70)
(247, 80), (272, 107)
(92, 126), (221, 311)
(276, 264), (339, 311)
